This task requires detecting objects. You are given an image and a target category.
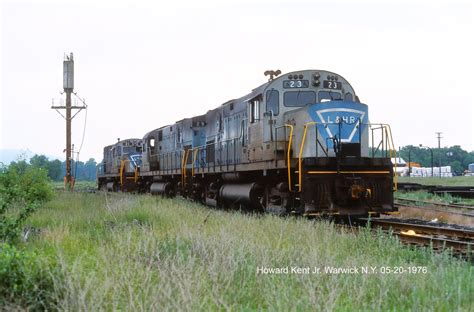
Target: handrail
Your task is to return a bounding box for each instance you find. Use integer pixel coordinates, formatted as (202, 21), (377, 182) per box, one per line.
(134, 166), (139, 183)
(182, 149), (191, 184)
(283, 124), (294, 192)
(369, 123), (398, 191)
(298, 122), (318, 192)
(119, 160), (125, 186)
(151, 118), (249, 173)
(383, 124), (398, 191)
(297, 121), (397, 193)
(119, 159), (139, 186)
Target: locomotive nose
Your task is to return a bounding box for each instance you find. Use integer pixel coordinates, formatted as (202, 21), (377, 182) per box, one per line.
(307, 100), (368, 125)
(306, 100), (369, 149)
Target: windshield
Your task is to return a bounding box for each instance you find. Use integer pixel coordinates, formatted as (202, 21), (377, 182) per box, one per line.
(283, 91), (316, 107)
(318, 91), (342, 102)
(123, 146), (142, 154)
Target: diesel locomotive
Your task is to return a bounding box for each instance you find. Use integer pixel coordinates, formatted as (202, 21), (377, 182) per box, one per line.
(97, 138), (143, 192)
(97, 69), (397, 216)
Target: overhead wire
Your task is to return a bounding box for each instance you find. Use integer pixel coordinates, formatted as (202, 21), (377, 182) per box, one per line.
(73, 93), (88, 180)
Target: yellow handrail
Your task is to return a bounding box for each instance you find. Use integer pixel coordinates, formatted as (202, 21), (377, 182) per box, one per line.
(297, 122), (318, 192)
(383, 124), (398, 191)
(134, 166), (139, 183)
(283, 124), (294, 192)
(119, 160), (125, 186)
(182, 149), (191, 185)
(120, 159), (140, 186)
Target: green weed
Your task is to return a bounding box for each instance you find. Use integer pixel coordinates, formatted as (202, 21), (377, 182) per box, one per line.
(5, 192), (473, 310)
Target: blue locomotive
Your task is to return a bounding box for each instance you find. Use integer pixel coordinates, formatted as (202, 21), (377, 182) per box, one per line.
(97, 138), (143, 192)
(99, 69), (397, 216)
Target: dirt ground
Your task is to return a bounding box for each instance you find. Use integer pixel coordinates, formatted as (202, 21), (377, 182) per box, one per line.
(386, 206), (474, 228)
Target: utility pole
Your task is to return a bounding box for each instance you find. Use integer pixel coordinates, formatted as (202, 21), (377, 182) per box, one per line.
(51, 53), (87, 190)
(435, 132), (443, 177)
(436, 132), (442, 149)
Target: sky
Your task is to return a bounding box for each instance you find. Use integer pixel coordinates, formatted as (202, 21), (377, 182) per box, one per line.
(1, 0), (473, 163)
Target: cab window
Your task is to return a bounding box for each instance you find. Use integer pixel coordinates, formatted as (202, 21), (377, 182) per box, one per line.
(249, 98), (261, 123)
(318, 91), (342, 102)
(344, 92), (353, 101)
(266, 89), (279, 115)
(283, 91), (316, 107)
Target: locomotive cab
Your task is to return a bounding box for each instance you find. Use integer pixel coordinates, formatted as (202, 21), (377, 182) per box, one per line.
(97, 138), (143, 191)
(247, 70), (396, 216)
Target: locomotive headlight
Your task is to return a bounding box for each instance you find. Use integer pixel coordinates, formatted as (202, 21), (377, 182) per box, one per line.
(288, 75), (293, 79)
(298, 74), (303, 79)
(312, 72), (321, 86)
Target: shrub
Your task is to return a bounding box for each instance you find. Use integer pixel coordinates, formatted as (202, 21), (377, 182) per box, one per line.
(0, 243), (56, 309)
(0, 163), (53, 243)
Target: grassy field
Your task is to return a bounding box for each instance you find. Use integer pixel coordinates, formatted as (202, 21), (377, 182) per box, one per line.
(5, 192), (474, 310)
(397, 176), (474, 186)
(396, 176), (474, 205)
(51, 180), (97, 191)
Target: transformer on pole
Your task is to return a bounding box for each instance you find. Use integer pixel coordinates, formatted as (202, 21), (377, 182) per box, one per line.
(51, 53), (87, 190)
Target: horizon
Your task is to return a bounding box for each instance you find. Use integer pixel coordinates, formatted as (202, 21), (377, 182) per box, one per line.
(2, 142), (473, 167)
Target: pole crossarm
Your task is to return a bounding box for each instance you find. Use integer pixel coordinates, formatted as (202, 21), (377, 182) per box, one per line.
(51, 106), (87, 109)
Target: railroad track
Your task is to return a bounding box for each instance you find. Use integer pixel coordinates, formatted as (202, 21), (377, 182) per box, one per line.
(395, 197), (474, 210)
(393, 203), (474, 218)
(397, 183), (474, 199)
(360, 218), (474, 257)
(394, 198), (474, 217)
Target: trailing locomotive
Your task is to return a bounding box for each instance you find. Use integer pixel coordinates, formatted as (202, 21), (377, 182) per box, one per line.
(132, 69), (397, 216)
(97, 138), (143, 192)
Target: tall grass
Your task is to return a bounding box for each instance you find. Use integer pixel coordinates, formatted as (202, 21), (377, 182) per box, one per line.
(8, 192), (474, 310)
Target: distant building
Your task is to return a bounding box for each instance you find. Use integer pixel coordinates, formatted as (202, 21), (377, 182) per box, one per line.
(391, 157), (452, 177)
(391, 157), (409, 176)
(465, 163), (474, 176)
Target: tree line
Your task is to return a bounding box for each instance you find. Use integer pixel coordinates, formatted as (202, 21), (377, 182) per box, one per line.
(398, 145), (474, 175)
(7, 155), (97, 181)
(4, 146), (474, 181)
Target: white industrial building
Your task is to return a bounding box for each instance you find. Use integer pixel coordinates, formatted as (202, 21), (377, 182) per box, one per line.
(391, 157), (452, 177)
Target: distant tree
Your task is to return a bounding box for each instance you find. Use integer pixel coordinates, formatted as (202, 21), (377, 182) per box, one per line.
(29, 154), (49, 168)
(450, 160), (463, 175)
(400, 145), (473, 173)
(47, 159), (62, 181)
(84, 158), (97, 180)
(70, 158), (97, 181)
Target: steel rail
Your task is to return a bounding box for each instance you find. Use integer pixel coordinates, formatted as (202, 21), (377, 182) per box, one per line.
(394, 203), (474, 218)
(365, 219), (474, 240)
(395, 198), (474, 211)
